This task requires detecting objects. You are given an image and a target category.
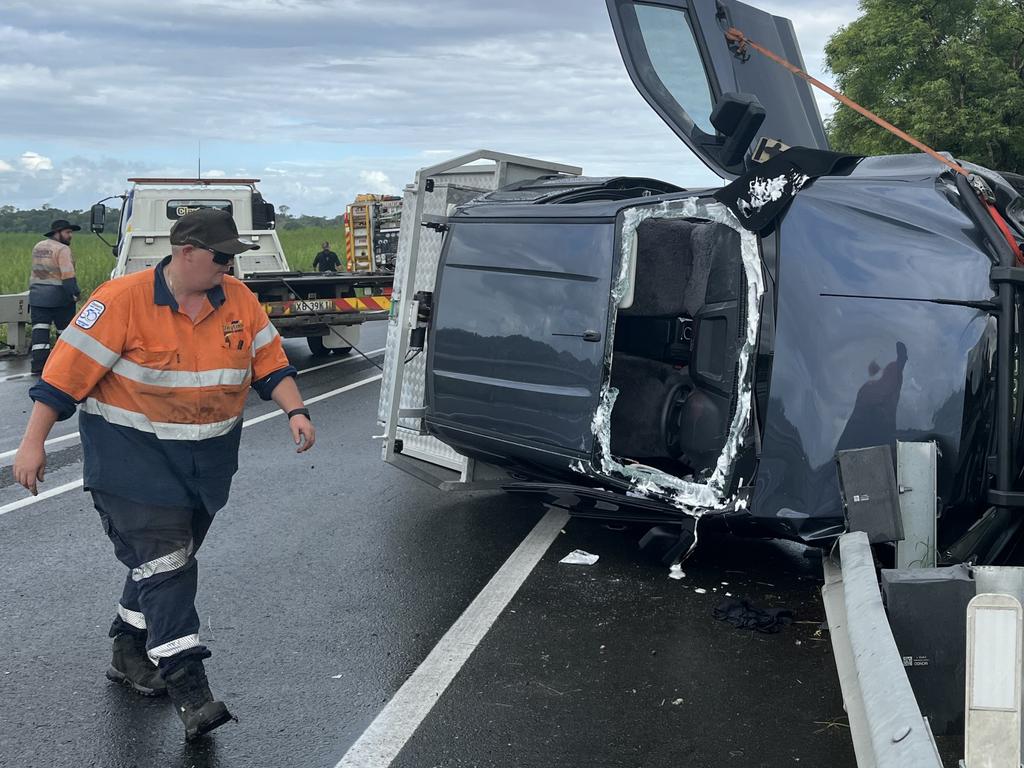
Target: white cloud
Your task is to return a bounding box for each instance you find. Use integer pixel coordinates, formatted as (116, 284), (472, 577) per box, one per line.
(358, 170), (396, 195)
(0, 160), (12, 172)
(20, 151), (53, 172)
(0, 0), (861, 214)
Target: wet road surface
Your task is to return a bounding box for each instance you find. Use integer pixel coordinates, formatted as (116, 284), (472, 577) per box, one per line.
(0, 321), (854, 767)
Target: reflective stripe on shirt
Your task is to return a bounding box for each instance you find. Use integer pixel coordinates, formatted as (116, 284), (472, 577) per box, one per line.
(81, 398), (241, 441)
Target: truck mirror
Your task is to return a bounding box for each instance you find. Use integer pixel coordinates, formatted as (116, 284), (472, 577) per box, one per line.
(90, 203), (106, 234)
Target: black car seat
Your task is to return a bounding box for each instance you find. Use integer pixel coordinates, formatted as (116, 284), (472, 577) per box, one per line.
(615, 218), (716, 366)
(670, 223), (747, 471)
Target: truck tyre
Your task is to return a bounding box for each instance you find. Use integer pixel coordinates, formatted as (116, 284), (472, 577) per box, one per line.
(307, 336), (353, 357)
(307, 336), (329, 357)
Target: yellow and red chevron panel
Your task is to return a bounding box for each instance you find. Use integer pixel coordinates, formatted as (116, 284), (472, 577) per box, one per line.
(262, 294), (392, 317)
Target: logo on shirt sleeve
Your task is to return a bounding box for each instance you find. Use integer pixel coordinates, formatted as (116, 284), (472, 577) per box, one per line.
(75, 300), (106, 330)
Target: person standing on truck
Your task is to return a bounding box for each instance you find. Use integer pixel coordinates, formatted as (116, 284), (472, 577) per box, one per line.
(313, 241), (341, 272)
(28, 219), (81, 375)
(12, 208), (316, 741)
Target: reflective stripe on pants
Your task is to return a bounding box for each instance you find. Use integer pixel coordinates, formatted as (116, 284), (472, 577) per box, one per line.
(30, 303), (75, 374)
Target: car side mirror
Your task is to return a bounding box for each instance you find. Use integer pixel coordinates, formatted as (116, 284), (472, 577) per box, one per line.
(710, 92), (767, 168)
(90, 203), (107, 234)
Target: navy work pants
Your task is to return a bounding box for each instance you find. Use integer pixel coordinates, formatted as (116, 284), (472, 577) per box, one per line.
(30, 303), (75, 374)
(92, 491), (216, 667)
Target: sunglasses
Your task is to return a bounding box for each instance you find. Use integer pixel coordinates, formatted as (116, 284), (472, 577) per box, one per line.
(190, 241), (235, 265)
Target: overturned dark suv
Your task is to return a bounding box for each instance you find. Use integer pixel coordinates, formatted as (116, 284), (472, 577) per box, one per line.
(383, 0), (1024, 564)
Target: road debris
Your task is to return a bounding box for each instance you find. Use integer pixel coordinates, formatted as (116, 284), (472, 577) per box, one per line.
(560, 549), (599, 565)
(713, 597), (795, 634)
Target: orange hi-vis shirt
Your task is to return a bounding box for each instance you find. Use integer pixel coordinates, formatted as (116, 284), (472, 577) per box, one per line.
(29, 257), (295, 512)
(29, 238), (80, 307)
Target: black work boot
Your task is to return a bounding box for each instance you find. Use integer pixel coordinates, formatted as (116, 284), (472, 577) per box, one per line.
(163, 656), (234, 741)
(106, 633), (167, 697)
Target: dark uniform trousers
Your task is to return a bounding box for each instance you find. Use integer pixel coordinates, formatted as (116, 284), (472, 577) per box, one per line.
(92, 491), (215, 666)
(31, 304), (76, 374)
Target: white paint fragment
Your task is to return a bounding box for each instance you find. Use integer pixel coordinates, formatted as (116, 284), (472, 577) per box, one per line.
(332, 674), (344, 679)
(559, 549), (599, 566)
(672, 698), (684, 705)
(694, 588), (707, 595)
(669, 564), (686, 581)
(737, 171), (811, 219)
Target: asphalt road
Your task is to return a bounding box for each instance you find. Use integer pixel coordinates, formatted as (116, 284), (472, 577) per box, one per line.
(0, 321), (854, 768)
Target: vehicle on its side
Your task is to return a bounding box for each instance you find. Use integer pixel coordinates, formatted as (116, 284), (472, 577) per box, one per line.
(90, 178), (393, 357)
(380, 0), (1024, 564)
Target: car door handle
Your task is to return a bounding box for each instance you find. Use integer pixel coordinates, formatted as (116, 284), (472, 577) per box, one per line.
(553, 330), (602, 342)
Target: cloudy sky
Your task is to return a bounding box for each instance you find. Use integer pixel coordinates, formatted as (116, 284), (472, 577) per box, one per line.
(0, 0), (859, 216)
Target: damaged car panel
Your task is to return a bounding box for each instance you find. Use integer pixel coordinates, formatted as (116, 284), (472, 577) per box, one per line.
(744, 155), (1000, 546)
(426, 190), (762, 516)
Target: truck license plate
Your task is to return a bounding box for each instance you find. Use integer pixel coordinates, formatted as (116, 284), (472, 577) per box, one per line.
(292, 299), (336, 313)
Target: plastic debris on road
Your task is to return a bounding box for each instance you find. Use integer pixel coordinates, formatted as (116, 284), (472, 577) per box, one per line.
(559, 549), (599, 566)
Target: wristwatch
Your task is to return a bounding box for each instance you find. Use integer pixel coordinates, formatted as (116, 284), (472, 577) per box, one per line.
(287, 407), (311, 421)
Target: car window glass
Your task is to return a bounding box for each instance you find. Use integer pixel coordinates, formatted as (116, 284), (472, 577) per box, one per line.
(634, 2), (715, 134)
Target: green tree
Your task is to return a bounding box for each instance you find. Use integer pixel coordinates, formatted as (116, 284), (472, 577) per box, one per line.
(825, 0), (1024, 173)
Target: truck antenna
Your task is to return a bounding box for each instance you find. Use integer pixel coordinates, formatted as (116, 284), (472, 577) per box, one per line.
(197, 140), (202, 180)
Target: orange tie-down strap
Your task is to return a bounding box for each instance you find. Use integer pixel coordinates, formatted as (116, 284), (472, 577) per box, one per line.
(724, 27), (1024, 264)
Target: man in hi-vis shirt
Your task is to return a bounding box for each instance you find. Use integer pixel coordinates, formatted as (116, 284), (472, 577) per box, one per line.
(14, 208), (316, 741)
(29, 219), (81, 375)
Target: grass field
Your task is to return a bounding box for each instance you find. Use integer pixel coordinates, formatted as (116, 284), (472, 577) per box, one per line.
(0, 226), (343, 345)
(0, 227), (343, 297)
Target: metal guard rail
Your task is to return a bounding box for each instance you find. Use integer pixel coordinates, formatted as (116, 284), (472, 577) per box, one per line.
(821, 531), (944, 768)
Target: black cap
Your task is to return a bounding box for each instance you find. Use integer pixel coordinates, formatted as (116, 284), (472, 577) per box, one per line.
(169, 208), (258, 254)
(45, 219), (82, 237)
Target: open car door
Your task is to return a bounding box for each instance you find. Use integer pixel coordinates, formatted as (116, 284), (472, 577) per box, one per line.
(606, 0), (829, 177)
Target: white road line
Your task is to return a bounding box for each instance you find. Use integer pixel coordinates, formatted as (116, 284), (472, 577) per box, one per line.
(242, 374), (382, 428)
(298, 347), (384, 376)
(334, 507), (570, 768)
(0, 431), (79, 461)
(0, 372), (32, 383)
(0, 373), (383, 518)
(0, 479), (85, 517)
(0, 349), (385, 462)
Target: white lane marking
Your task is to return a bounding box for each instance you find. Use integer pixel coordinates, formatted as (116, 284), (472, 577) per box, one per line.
(334, 507), (570, 768)
(298, 347), (384, 376)
(0, 372), (33, 383)
(243, 374), (382, 428)
(0, 374), (382, 517)
(0, 349), (385, 461)
(0, 431), (79, 461)
(0, 479), (84, 517)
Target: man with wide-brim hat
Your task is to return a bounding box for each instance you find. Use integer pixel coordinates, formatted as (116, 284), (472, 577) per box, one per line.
(14, 207), (316, 740)
(28, 219), (82, 375)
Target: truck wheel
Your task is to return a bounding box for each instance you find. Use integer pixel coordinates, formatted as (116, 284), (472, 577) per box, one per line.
(307, 336), (329, 357)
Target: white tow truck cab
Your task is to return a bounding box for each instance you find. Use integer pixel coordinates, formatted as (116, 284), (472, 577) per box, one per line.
(90, 178), (394, 356)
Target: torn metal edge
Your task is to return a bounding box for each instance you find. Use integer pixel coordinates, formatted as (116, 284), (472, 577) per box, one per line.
(575, 197), (764, 517)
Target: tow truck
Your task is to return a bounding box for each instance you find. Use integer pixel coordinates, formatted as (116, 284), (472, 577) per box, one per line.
(89, 178), (394, 357)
